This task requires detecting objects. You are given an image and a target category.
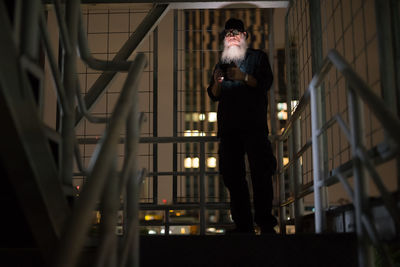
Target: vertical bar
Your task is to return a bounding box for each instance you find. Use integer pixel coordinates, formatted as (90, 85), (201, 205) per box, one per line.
(374, 0), (397, 115)
(96, 160), (118, 267)
(284, 4), (296, 225)
(293, 119), (303, 231)
(173, 9), (178, 204)
(392, 0), (400, 191)
(347, 86), (371, 267)
(310, 84), (326, 233)
(278, 140), (286, 235)
(153, 27), (159, 205)
(127, 110), (140, 266)
(165, 209), (170, 236)
(268, 9), (277, 137)
(199, 141), (206, 235)
(20, 0), (40, 59)
(309, 0), (329, 230)
(60, 0), (79, 187)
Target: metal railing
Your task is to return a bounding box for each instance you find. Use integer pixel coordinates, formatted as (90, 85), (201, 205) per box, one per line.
(277, 49), (400, 267)
(14, 0), (160, 266)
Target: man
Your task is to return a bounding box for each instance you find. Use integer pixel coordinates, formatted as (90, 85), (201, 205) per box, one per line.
(207, 18), (277, 234)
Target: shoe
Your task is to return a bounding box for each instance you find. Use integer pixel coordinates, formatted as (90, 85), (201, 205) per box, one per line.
(259, 226), (277, 235)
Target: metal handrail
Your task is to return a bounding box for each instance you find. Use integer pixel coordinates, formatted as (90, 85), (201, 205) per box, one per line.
(278, 48), (400, 267)
(54, 53), (147, 267)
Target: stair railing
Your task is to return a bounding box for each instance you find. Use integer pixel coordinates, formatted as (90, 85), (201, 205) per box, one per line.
(277, 49), (400, 267)
(35, 0), (151, 266)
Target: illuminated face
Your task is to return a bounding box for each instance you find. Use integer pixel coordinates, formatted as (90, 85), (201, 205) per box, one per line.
(224, 29), (245, 47)
(221, 29), (248, 63)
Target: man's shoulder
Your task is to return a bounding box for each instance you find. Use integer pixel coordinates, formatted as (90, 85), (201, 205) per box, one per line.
(246, 48), (267, 56)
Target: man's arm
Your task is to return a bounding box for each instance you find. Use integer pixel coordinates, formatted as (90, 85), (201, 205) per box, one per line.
(207, 65), (223, 101)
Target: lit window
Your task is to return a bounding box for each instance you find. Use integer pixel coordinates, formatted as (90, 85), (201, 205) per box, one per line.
(208, 112), (217, 122)
(184, 157), (192, 168)
(191, 130), (199, 136)
(192, 157), (199, 168)
(277, 110), (288, 120)
(185, 113), (191, 121)
(283, 157), (289, 166)
(277, 102), (287, 111)
(207, 157), (217, 168)
(180, 227), (186, 234)
(148, 230), (157, 235)
(199, 113), (205, 121)
(145, 215), (155, 221)
(184, 130), (192, 137)
(200, 132), (206, 136)
(291, 100), (299, 114)
(192, 113), (199, 122)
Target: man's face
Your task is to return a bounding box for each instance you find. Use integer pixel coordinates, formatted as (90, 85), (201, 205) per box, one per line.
(224, 29), (245, 47)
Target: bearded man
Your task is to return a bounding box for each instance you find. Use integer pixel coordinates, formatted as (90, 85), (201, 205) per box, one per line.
(207, 18), (277, 234)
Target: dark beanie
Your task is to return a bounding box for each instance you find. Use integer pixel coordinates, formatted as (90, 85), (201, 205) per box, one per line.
(224, 18), (246, 32)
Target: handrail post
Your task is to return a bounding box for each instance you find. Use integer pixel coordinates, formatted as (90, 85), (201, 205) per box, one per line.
(310, 82), (327, 233)
(293, 119), (303, 231)
(199, 141), (206, 235)
(347, 85), (372, 267)
(278, 140), (286, 234)
(60, 0), (80, 187)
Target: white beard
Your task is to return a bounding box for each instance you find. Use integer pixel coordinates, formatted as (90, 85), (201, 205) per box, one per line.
(221, 37), (248, 64)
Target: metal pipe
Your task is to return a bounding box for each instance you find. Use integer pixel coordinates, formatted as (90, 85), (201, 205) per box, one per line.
(126, 87), (140, 267)
(293, 119), (303, 230)
(38, 10), (70, 115)
(199, 141), (206, 235)
(347, 85), (371, 267)
(310, 83), (326, 233)
(278, 140), (286, 234)
(120, 170), (146, 267)
(54, 54), (147, 267)
(95, 160), (118, 267)
(60, 0), (80, 187)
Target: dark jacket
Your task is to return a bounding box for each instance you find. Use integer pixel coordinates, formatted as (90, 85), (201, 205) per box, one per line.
(207, 48), (273, 137)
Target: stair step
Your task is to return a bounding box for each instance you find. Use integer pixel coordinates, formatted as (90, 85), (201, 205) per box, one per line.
(139, 233), (357, 267)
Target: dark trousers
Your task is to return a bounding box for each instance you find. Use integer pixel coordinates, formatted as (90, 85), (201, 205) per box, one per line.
(219, 132), (277, 230)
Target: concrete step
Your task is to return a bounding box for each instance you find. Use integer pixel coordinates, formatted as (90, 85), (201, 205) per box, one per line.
(139, 233), (357, 267)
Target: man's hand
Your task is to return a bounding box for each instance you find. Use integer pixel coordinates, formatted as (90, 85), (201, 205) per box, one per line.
(214, 69), (224, 83)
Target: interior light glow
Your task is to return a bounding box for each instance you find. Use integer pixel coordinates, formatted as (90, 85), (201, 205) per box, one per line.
(180, 227), (186, 234)
(148, 230), (157, 235)
(185, 113), (191, 121)
(191, 130), (199, 136)
(199, 113), (205, 121)
(277, 110), (288, 120)
(277, 102), (287, 111)
(283, 157), (289, 166)
(145, 215), (154, 221)
(192, 113), (199, 122)
(200, 132), (206, 136)
(192, 157), (199, 168)
(208, 112), (217, 122)
(184, 157), (192, 168)
(207, 157), (217, 168)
